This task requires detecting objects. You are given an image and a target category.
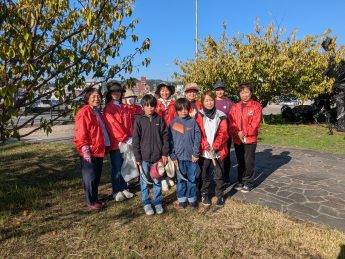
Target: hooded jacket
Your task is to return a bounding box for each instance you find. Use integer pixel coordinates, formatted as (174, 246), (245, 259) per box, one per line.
(132, 112), (169, 163)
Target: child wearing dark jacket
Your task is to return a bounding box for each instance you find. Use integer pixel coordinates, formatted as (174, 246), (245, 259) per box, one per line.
(169, 98), (201, 209)
(132, 94), (169, 215)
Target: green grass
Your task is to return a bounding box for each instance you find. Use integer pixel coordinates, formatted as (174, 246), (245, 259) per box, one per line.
(1, 142), (345, 258)
(259, 116), (345, 154)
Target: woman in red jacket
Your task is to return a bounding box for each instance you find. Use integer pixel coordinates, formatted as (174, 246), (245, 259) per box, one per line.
(103, 81), (135, 202)
(184, 82), (202, 119)
(74, 87), (110, 210)
(196, 92), (229, 208)
(155, 82), (176, 191)
(229, 83), (262, 193)
(155, 82), (176, 127)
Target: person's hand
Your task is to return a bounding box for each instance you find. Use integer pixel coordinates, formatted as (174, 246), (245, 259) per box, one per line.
(192, 155), (199, 163)
(162, 156), (168, 165)
(136, 161), (142, 166)
(81, 145), (92, 163)
(237, 131), (245, 143)
(126, 137), (133, 145)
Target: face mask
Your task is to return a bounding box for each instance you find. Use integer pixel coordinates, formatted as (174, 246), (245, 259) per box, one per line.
(125, 97), (136, 105)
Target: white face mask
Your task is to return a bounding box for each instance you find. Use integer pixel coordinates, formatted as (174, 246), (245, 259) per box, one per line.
(125, 97), (136, 105)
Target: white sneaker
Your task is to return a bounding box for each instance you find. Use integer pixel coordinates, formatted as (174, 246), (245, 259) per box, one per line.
(168, 179), (175, 187)
(144, 204), (154, 215)
(122, 189), (134, 199)
(155, 204), (164, 214)
(113, 192), (126, 202)
(161, 179), (169, 192)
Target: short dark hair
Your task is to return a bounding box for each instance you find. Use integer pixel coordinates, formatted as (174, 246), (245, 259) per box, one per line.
(141, 94), (157, 107)
(238, 82), (253, 93)
(174, 97), (191, 112)
(201, 91), (216, 104)
(83, 87), (102, 104)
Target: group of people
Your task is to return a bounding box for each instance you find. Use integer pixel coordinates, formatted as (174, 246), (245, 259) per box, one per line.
(74, 80), (262, 215)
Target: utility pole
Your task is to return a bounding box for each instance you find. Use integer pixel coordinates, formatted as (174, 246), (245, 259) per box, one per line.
(195, 0), (198, 56)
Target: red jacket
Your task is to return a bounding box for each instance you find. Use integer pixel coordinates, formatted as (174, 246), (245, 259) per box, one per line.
(196, 110), (229, 161)
(122, 104), (143, 137)
(155, 99), (176, 126)
(229, 100), (262, 145)
(103, 102), (129, 151)
(74, 105), (106, 157)
(188, 100), (202, 119)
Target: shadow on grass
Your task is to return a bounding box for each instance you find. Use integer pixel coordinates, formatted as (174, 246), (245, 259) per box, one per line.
(338, 245), (345, 259)
(227, 148), (291, 196)
(0, 143), (81, 213)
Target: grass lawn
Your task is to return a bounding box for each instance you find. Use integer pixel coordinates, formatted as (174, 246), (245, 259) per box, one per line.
(1, 142), (345, 258)
(259, 117), (345, 155)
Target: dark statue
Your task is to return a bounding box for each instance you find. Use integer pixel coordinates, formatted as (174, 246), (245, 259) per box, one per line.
(281, 38), (345, 134)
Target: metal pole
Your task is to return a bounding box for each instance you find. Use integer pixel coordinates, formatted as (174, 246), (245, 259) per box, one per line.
(195, 0), (198, 56)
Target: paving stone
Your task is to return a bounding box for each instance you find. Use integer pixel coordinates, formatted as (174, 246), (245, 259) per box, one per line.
(302, 202), (322, 211)
(287, 193), (307, 203)
(287, 203), (320, 218)
(263, 186), (279, 194)
(304, 189), (329, 197)
(323, 196), (345, 207)
(319, 205), (343, 218)
(276, 191), (293, 198)
(306, 196), (326, 203)
(314, 215), (345, 232)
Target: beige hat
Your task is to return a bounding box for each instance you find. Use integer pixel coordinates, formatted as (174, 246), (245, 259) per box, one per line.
(123, 89), (136, 98)
(184, 83), (199, 93)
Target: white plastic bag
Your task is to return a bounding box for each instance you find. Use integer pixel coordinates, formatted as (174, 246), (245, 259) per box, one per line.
(119, 142), (139, 182)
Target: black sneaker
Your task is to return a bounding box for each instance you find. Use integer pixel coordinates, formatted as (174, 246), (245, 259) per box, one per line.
(241, 185), (252, 193)
(222, 182), (231, 189)
(216, 197), (225, 208)
(234, 183), (243, 191)
(201, 195), (211, 206)
(189, 201), (198, 209)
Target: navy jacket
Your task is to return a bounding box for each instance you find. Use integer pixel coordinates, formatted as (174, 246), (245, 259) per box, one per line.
(169, 115), (201, 161)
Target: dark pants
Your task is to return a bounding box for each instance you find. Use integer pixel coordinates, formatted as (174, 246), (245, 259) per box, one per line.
(199, 157), (224, 198)
(234, 143), (257, 186)
(223, 137), (232, 183)
(80, 156), (103, 205)
(109, 150), (127, 194)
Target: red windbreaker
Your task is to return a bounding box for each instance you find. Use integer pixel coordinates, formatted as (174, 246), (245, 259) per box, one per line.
(229, 99), (262, 145)
(74, 105), (106, 157)
(103, 102), (129, 151)
(188, 100), (202, 119)
(196, 111), (229, 161)
(155, 99), (176, 126)
(122, 104), (143, 137)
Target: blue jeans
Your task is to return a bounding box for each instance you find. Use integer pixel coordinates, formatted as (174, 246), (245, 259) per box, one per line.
(80, 157), (103, 205)
(140, 161), (162, 206)
(109, 150), (127, 194)
(176, 160), (197, 203)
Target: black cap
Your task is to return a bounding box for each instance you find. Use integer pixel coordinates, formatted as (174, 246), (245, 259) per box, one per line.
(106, 80), (125, 92)
(213, 81), (226, 89)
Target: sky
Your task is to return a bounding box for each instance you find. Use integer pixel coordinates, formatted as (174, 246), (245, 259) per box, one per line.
(120, 0), (345, 81)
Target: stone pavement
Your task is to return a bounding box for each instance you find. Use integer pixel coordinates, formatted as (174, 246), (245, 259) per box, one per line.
(17, 124), (345, 232)
(226, 144), (345, 232)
